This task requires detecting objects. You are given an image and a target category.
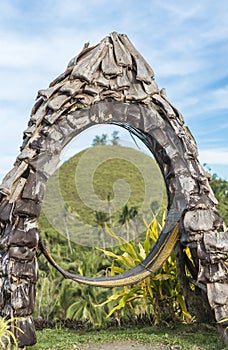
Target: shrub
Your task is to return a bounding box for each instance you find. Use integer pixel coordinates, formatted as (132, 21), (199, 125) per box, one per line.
(98, 217), (193, 325)
(0, 317), (22, 349)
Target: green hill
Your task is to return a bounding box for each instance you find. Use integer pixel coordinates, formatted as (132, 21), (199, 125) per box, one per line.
(38, 145), (167, 248)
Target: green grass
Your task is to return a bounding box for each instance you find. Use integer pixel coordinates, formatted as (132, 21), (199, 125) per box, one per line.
(27, 324), (227, 350)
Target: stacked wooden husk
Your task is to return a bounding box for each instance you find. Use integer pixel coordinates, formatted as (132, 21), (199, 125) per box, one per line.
(0, 32), (227, 347)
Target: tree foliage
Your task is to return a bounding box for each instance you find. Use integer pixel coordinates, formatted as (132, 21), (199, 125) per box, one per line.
(210, 174), (228, 225)
(92, 131), (120, 146)
(92, 133), (109, 146)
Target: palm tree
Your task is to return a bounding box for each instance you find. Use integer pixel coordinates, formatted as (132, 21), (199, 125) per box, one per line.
(92, 134), (108, 146)
(118, 205), (138, 241)
(95, 211), (110, 249)
(110, 130), (120, 145)
(63, 204), (73, 255)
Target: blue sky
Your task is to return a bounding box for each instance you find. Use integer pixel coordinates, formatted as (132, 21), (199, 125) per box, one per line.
(0, 0), (228, 181)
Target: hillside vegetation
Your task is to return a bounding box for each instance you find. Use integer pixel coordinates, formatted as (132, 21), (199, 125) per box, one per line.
(210, 175), (228, 225)
(39, 145), (167, 247)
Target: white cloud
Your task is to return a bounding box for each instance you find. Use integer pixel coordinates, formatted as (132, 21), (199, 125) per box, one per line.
(173, 96), (199, 113)
(199, 149), (228, 165)
(210, 86), (228, 110)
(157, 2), (203, 22)
(184, 85), (228, 120)
(155, 59), (203, 78)
(0, 32), (73, 71)
(45, 0), (102, 18)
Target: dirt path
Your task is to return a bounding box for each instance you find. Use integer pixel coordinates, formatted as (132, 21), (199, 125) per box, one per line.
(81, 340), (171, 350)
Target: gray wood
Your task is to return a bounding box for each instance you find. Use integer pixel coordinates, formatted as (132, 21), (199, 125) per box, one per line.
(9, 224), (39, 249)
(49, 66), (73, 87)
(204, 231), (228, 252)
(71, 39), (108, 82)
(84, 84), (102, 96)
(102, 42), (122, 76)
(100, 89), (122, 101)
(15, 317), (37, 347)
(9, 246), (36, 261)
(10, 259), (38, 283)
(184, 209), (215, 232)
(38, 81), (65, 100)
(11, 281), (35, 316)
(14, 198), (42, 218)
(140, 104), (165, 131)
(93, 70), (110, 87)
(0, 161), (28, 195)
(0, 200), (14, 223)
(152, 94), (176, 119)
(30, 102), (47, 124)
(119, 34), (154, 83)
(143, 80), (159, 95)
(47, 94), (70, 111)
(124, 70), (148, 101)
(116, 69), (131, 89)
(59, 79), (84, 95)
(110, 32), (132, 67)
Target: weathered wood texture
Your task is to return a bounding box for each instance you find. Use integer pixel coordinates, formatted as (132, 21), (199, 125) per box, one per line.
(0, 32), (227, 347)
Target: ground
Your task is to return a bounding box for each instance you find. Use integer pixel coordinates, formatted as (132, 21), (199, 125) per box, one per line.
(27, 324), (226, 350)
(81, 340), (170, 349)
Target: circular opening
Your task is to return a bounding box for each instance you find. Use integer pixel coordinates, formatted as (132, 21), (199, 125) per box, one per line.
(39, 124), (167, 255)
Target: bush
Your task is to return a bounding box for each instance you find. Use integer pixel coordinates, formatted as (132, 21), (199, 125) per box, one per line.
(98, 217), (193, 325)
(0, 317), (22, 349)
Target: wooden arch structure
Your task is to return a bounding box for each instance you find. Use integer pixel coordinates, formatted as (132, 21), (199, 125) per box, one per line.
(0, 33), (227, 347)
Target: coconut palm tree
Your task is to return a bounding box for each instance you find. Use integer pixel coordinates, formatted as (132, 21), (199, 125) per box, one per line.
(118, 205), (138, 241)
(95, 211), (110, 249)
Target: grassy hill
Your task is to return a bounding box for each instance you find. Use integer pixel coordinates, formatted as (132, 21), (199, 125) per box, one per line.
(38, 145), (167, 248)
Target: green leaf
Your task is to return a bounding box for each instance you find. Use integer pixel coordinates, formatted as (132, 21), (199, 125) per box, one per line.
(138, 242), (146, 259)
(149, 218), (158, 242)
(152, 273), (174, 281)
(98, 249), (119, 259)
(144, 230), (151, 255)
(111, 266), (125, 274)
(176, 294), (192, 323)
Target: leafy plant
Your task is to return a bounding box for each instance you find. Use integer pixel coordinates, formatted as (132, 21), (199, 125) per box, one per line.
(35, 272), (63, 320)
(0, 317), (23, 349)
(99, 216), (193, 325)
(65, 250), (112, 325)
(66, 285), (109, 325)
(36, 246), (113, 325)
(36, 215), (192, 326)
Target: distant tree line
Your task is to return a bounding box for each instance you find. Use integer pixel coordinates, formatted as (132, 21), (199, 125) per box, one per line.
(92, 131), (120, 146)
